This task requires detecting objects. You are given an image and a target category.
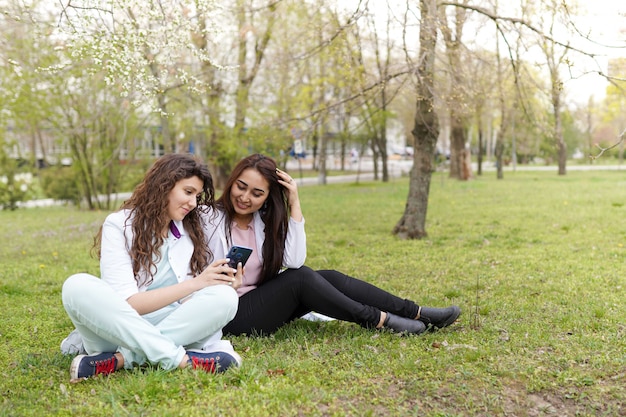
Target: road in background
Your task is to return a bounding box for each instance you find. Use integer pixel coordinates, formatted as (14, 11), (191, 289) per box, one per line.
(285, 156), (624, 186)
(19, 158), (623, 208)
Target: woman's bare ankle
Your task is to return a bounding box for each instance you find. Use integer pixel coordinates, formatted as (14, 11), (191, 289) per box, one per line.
(114, 352), (125, 370)
(377, 312), (387, 329)
(179, 354), (190, 369)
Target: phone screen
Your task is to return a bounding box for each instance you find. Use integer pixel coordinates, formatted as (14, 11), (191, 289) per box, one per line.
(226, 246), (253, 268)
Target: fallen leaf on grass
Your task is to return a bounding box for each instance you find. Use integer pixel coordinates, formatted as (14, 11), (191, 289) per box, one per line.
(267, 369), (285, 377)
(365, 345), (379, 354)
(499, 329), (510, 342)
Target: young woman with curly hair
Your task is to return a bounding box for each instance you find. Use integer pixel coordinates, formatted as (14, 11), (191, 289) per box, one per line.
(61, 153), (241, 382)
(203, 153), (460, 336)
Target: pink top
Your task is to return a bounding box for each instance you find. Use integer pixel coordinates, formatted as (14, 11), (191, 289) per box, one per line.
(231, 221), (262, 297)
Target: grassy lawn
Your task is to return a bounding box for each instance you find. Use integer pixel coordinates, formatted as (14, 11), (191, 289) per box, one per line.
(1, 169), (625, 416)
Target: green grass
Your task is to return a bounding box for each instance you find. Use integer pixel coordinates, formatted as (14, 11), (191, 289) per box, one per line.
(1, 170), (626, 416)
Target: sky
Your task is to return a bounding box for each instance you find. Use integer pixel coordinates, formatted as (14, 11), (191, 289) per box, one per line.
(566, 0), (626, 103)
(356, 0), (626, 104)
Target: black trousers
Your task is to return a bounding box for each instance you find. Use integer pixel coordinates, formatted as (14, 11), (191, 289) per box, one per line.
(223, 266), (420, 336)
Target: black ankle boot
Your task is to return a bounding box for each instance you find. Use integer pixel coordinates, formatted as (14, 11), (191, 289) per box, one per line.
(383, 313), (427, 334)
(417, 306), (461, 328)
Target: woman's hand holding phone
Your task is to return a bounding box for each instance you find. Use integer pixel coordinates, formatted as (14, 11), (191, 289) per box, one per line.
(223, 246), (252, 290)
(180, 260), (237, 303)
(230, 261), (244, 290)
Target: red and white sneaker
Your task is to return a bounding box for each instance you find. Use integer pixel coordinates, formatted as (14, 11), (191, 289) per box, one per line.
(70, 352), (118, 382)
(186, 349), (241, 373)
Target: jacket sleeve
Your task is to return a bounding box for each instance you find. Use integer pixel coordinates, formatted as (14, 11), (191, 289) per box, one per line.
(99, 211), (140, 301)
(200, 206), (228, 261)
(283, 217), (306, 268)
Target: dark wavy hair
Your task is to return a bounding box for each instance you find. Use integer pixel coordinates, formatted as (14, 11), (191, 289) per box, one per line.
(216, 154), (288, 284)
(94, 153), (215, 285)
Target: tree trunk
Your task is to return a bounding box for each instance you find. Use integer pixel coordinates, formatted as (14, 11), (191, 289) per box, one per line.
(379, 143), (389, 182)
(393, 0), (438, 240)
(156, 93), (173, 153)
(553, 87), (567, 175)
(234, 4), (250, 134)
(556, 122), (567, 175)
(477, 113), (484, 176)
(495, 129), (504, 180)
(380, 116), (389, 182)
(449, 123), (467, 179)
(441, 4), (469, 181)
(371, 142), (379, 180)
(317, 122), (327, 185)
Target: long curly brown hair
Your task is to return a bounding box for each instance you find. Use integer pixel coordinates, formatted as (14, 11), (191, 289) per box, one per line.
(93, 153), (215, 285)
(216, 154), (288, 285)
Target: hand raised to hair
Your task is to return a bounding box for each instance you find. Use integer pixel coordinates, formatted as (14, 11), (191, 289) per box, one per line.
(276, 168), (303, 221)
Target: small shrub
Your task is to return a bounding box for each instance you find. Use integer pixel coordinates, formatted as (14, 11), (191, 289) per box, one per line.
(0, 174), (29, 210)
(117, 160), (152, 192)
(39, 166), (81, 205)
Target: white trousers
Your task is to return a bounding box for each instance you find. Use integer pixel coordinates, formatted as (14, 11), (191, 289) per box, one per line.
(62, 273), (238, 371)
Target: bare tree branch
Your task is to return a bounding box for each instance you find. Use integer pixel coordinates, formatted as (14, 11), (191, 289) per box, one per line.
(294, 0), (367, 61)
(589, 128), (626, 160)
(280, 68), (412, 129)
(57, 0), (113, 28)
(439, 1), (600, 58)
(560, 2), (626, 50)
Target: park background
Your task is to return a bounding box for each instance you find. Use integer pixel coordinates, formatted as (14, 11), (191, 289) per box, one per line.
(1, 0), (626, 415)
(1, 0), (626, 213)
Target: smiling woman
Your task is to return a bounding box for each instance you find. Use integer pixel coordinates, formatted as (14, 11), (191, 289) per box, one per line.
(59, 153), (242, 382)
(202, 154), (461, 337)
(165, 176), (203, 224)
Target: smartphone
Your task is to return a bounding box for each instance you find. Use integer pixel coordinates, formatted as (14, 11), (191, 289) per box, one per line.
(226, 245), (253, 268)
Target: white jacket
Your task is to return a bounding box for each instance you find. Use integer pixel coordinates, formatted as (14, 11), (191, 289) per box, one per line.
(100, 209), (195, 301)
